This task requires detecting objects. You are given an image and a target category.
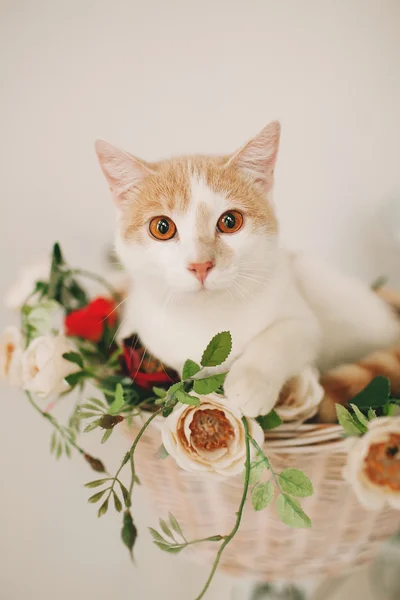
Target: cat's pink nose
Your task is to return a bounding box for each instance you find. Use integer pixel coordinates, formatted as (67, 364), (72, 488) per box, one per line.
(187, 261), (214, 284)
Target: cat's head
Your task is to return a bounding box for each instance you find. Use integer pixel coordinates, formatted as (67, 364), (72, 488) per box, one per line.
(96, 122), (280, 297)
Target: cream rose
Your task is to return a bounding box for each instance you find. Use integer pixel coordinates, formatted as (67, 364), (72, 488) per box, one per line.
(0, 327), (24, 387)
(275, 367), (324, 423)
(22, 335), (80, 398)
(5, 261), (49, 310)
(160, 393), (265, 477)
(343, 417), (400, 510)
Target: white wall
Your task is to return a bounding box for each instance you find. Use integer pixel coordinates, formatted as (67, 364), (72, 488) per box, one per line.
(1, 1), (399, 599)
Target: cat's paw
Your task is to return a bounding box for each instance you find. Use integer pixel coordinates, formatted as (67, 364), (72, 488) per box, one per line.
(224, 362), (282, 418)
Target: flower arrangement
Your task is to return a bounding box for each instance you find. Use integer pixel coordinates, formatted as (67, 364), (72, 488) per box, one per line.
(2, 243), (400, 599)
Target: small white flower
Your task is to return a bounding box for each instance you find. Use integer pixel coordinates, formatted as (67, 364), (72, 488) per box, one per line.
(22, 335), (80, 398)
(343, 417), (400, 510)
(275, 367), (324, 423)
(0, 327), (24, 387)
(5, 261), (49, 310)
(160, 393), (264, 478)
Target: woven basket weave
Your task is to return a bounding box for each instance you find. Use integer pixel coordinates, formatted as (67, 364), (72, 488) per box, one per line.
(134, 422), (400, 581)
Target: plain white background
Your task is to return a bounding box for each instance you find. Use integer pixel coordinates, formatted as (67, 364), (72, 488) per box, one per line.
(1, 1), (399, 598)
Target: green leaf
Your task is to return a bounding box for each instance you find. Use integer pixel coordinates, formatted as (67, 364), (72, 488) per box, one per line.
(182, 359), (201, 379)
(121, 511), (137, 559)
(275, 494), (312, 529)
(153, 541), (183, 554)
(350, 404), (369, 428)
(50, 431), (57, 453)
(108, 383), (125, 415)
(153, 387), (167, 399)
(368, 408), (377, 420)
(98, 497), (109, 517)
(336, 404), (365, 436)
(84, 420), (101, 433)
(86, 397), (107, 409)
(252, 481), (274, 511)
(256, 410), (283, 431)
(200, 331), (232, 367)
(77, 411), (99, 419)
(118, 481), (131, 508)
(113, 491), (123, 513)
(159, 519), (174, 540)
(167, 382), (184, 396)
(279, 468), (314, 498)
(351, 376), (391, 409)
(65, 443), (72, 459)
(175, 390), (201, 406)
(248, 460), (265, 485)
(88, 489), (108, 503)
(56, 440), (63, 460)
(101, 429), (113, 444)
(65, 371), (87, 388)
(84, 479), (110, 488)
(51, 242), (64, 267)
(156, 444), (169, 460)
(62, 352), (84, 369)
(383, 403), (397, 416)
(149, 528), (167, 544)
(169, 513), (184, 539)
(193, 373), (227, 394)
(68, 279), (88, 308)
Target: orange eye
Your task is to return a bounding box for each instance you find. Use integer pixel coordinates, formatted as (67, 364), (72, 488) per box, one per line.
(217, 210), (243, 234)
(149, 216), (177, 240)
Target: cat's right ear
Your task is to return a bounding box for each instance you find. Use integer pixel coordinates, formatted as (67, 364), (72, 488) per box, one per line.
(95, 140), (154, 206)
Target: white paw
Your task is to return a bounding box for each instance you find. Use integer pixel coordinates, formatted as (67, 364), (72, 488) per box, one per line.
(224, 361), (282, 418)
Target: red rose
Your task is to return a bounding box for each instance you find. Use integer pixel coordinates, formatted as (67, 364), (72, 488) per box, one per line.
(65, 297), (117, 342)
(123, 339), (178, 390)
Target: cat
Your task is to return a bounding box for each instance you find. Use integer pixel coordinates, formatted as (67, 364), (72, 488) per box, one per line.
(95, 122), (400, 417)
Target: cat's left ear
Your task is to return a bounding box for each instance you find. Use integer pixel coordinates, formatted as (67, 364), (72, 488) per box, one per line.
(227, 121), (281, 191)
(95, 140), (155, 206)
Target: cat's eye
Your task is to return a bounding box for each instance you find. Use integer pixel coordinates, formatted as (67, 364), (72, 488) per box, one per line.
(217, 210), (243, 234)
(149, 216), (177, 240)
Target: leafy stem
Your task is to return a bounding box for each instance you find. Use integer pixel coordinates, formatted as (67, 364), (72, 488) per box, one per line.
(249, 436), (283, 493)
(26, 391), (86, 457)
(194, 417), (251, 600)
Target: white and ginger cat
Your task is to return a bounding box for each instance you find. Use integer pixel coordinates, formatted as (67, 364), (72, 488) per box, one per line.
(95, 122), (400, 417)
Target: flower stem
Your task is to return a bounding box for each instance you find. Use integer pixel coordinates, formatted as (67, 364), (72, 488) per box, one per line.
(194, 417), (252, 600)
(127, 409), (163, 502)
(26, 391), (85, 456)
(69, 268), (120, 301)
(249, 437), (282, 493)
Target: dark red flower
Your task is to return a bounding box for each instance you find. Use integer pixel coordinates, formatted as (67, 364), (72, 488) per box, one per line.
(122, 336), (178, 390)
(65, 297), (117, 342)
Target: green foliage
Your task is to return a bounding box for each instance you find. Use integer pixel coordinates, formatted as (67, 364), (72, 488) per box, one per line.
(351, 376), (390, 409)
(62, 352), (84, 369)
(175, 389), (201, 406)
(349, 404), (369, 428)
(256, 410), (283, 431)
(193, 373), (226, 394)
(182, 359), (201, 379)
(153, 387), (167, 399)
(336, 404), (366, 436)
(108, 383), (125, 415)
(279, 468), (313, 498)
(200, 331), (232, 367)
(368, 408), (377, 420)
(252, 481), (274, 511)
(88, 489), (109, 503)
(98, 498), (109, 518)
(248, 458), (266, 485)
(101, 429), (113, 444)
(275, 494), (311, 529)
(84, 479), (110, 488)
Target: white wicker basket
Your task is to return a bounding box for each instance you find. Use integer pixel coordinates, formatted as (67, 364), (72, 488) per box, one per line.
(133, 422), (400, 581)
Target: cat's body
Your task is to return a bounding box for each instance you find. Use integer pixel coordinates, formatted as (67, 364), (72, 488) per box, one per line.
(96, 122), (399, 417)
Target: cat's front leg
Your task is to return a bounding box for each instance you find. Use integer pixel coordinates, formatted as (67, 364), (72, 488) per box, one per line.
(224, 318), (320, 417)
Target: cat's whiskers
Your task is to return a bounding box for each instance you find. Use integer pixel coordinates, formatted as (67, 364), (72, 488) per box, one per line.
(109, 315), (127, 347)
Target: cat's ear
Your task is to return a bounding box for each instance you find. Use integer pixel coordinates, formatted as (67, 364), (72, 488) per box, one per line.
(227, 121), (281, 190)
(95, 140), (154, 205)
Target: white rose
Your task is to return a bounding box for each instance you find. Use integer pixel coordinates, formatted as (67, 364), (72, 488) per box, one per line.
(275, 367), (324, 423)
(22, 335), (80, 398)
(5, 261), (49, 310)
(0, 327), (24, 387)
(160, 393), (265, 478)
(343, 417), (400, 510)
